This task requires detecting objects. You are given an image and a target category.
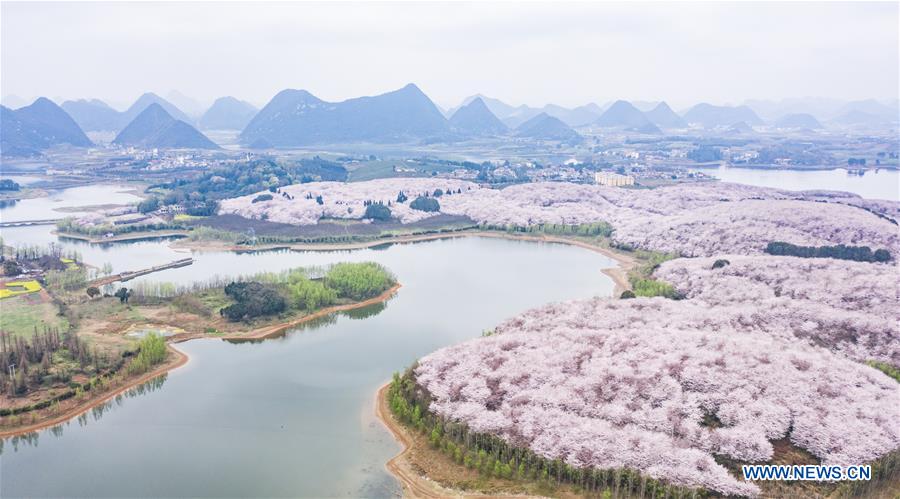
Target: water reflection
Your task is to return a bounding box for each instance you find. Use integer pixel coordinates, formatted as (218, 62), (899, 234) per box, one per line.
(1, 189), (618, 498)
(1, 374), (169, 454)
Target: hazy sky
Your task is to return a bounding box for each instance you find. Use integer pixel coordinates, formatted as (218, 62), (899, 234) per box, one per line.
(2, 2), (898, 110)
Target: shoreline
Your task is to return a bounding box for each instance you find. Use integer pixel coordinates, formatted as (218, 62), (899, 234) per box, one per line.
(0, 343), (189, 438)
(375, 382), (468, 498)
(175, 230), (635, 294)
(1, 233), (624, 438)
(375, 382), (540, 499)
(0, 284), (401, 439)
(54, 229), (190, 243)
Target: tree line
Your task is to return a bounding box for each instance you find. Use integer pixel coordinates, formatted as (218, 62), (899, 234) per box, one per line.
(388, 369), (704, 498)
(765, 241), (891, 263)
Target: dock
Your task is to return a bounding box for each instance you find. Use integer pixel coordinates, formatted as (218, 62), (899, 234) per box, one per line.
(89, 257), (194, 287)
(0, 218), (62, 228)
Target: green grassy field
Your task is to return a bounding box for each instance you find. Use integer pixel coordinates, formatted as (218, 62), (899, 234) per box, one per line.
(0, 293), (69, 339)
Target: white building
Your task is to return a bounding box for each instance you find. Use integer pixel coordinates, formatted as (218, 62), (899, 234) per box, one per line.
(594, 172), (635, 187)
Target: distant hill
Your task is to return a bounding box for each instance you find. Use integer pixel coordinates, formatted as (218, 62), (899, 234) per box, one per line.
(744, 98), (846, 121)
(122, 93), (194, 126)
(831, 110), (886, 126)
(449, 94), (519, 119)
(450, 95), (603, 128)
(240, 83), (450, 146)
(594, 100), (652, 128)
(501, 108), (543, 128)
(645, 102), (687, 129)
(199, 97), (258, 130)
(515, 113), (581, 142)
(543, 103), (603, 127)
(775, 113), (823, 129)
(835, 99), (897, 120)
(449, 97), (508, 135)
(113, 103), (219, 149)
(61, 93), (194, 132)
(62, 99), (122, 131)
(830, 100), (897, 126)
(683, 103), (764, 128)
(1, 98), (92, 156)
(165, 90), (205, 118)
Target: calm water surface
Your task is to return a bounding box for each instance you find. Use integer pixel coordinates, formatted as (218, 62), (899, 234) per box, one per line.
(0, 183), (142, 223)
(1, 210), (617, 497)
(694, 166), (899, 201)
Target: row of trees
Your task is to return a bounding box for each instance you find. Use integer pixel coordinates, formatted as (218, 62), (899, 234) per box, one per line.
(0, 326), (98, 398)
(57, 217), (184, 237)
(479, 222), (614, 238)
(388, 371), (702, 498)
(765, 241), (891, 262)
(7, 242), (81, 263)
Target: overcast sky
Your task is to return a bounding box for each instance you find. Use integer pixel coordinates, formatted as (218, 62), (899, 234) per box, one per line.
(2, 2), (898, 111)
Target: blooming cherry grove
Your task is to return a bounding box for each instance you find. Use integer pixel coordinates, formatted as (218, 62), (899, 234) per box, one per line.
(217, 178), (899, 496)
(217, 178), (478, 225)
(218, 179), (899, 256)
(415, 299), (900, 497)
(655, 256), (899, 363)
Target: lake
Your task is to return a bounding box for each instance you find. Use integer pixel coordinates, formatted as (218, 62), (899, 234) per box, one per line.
(0, 222), (617, 498)
(693, 166), (899, 201)
(0, 183), (143, 223)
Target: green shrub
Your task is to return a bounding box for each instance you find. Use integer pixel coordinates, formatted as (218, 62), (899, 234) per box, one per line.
(289, 277), (337, 311)
(632, 279), (681, 299)
(126, 332), (168, 376)
(363, 204), (392, 221)
(410, 196), (440, 212)
(766, 241), (891, 262)
(324, 262), (395, 301)
(866, 361), (900, 383)
(711, 259), (730, 269)
(220, 281), (287, 321)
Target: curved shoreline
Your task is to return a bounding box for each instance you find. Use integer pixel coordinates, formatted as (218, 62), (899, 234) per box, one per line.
(376, 382), (473, 498)
(0, 284), (402, 439)
(376, 382), (442, 498)
(175, 230), (635, 294)
(375, 382), (539, 498)
(0, 343), (189, 438)
(2, 228), (622, 439)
